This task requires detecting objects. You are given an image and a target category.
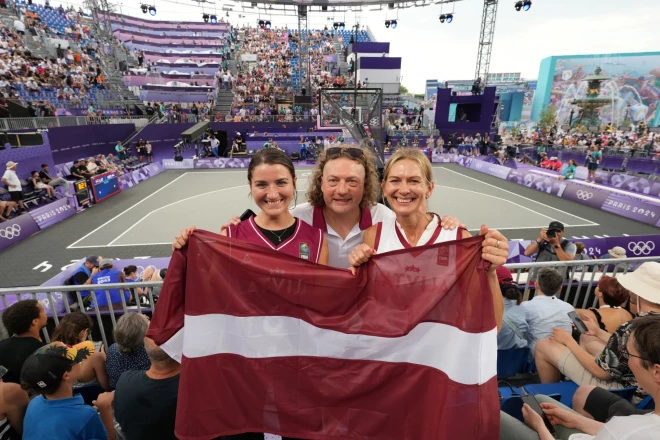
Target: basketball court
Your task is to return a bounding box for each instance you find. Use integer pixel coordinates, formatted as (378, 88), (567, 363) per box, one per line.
(1, 163), (655, 287)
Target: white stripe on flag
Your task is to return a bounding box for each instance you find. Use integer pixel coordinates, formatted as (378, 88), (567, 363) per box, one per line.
(183, 314), (497, 386)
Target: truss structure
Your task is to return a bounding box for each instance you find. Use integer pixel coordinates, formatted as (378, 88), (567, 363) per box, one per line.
(474, 0), (498, 86)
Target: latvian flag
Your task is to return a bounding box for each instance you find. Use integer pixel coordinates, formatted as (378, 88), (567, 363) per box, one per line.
(148, 230), (499, 440)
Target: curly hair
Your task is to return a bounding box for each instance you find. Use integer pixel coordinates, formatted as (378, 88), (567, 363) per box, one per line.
(306, 143), (380, 209)
(598, 275), (630, 307)
(52, 311), (93, 346)
(2, 299), (41, 335)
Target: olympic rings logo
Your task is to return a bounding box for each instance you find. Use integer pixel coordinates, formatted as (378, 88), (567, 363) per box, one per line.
(628, 241), (656, 256)
(0, 224), (21, 240)
(476, 162), (484, 169)
(576, 190), (594, 200)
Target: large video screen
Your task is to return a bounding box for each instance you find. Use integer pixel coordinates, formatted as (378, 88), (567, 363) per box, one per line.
(90, 171), (121, 203)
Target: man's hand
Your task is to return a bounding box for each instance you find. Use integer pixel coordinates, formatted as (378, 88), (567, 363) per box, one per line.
(172, 226), (196, 251)
(92, 391), (114, 411)
(538, 228), (548, 243)
(440, 216), (466, 231)
(546, 234), (560, 246)
(91, 267), (100, 276)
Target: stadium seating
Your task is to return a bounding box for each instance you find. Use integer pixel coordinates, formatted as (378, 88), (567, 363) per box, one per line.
(497, 348), (530, 378)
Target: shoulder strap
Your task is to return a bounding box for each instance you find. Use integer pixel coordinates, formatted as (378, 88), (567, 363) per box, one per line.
(502, 315), (525, 340)
(560, 239), (570, 251)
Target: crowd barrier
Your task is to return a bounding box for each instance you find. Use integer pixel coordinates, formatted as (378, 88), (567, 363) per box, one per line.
(452, 155), (660, 227)
(0, 257), (657, 347)
(0, 116), (152, 131)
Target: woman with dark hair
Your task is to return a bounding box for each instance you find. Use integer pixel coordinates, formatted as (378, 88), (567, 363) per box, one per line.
(576, 276), (633, 334)
(52, 312), (110, 391)
(558, 159), (578, 180)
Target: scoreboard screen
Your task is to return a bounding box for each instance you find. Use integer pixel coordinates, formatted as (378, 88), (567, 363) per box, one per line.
(90, 171), (121, 203)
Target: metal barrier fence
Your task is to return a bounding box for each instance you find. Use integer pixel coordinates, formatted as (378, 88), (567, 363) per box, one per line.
(0, 116), (153, 131)
(0, 256), (658, 347)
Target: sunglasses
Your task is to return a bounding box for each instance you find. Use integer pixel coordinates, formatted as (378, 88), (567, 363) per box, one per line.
(326, 147), (363, 159)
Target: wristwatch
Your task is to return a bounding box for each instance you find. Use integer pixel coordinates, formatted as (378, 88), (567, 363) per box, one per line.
(554, 245), (560, 249)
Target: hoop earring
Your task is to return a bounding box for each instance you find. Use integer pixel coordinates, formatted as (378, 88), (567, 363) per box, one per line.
(293, 188), (298, 208)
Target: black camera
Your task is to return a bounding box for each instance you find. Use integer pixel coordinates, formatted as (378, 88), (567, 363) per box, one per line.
(546, 229), (557, 238)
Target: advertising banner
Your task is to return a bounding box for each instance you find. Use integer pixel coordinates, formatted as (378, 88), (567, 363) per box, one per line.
(601, 195), (660, 227)
(162, 158), (195, 169)
(29, 198), (76, 229)
(195, 158), (250, 169)
(118, 163), (164, 190)
(0, 213), (41, 251)
(469, 160), (512, 180)
(506, 170), (566, 196)
(561, 183), (611, 208)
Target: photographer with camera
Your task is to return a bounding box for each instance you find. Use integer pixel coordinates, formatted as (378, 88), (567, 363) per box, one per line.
(524, 221), (576, 281)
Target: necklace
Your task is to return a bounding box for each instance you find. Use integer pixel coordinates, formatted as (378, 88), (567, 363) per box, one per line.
(260, 220), (295, 243)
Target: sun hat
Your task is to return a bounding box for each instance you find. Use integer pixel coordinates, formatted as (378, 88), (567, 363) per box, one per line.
(617, 262), (660, 305)
(608, 246), (627, 259)
(6, 161), (17, 169)
(20, 341), (95, 391)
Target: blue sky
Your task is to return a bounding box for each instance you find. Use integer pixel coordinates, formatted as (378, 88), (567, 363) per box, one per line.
(50, 0), (660, 92)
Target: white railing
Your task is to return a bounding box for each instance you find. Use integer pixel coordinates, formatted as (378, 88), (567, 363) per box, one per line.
(0, 116), (152, 131)
(0, 256), (657, 346)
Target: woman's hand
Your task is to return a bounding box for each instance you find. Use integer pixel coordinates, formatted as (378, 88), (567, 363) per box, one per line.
(220, 215), (241, 233)
(541, 403), (581, 429)
(479, 225), (509, 270)
(440, 216), (466, 231)
(172, 225), (196, 251)
(347, 244), (376, 275)
(550, 327), (575, 347)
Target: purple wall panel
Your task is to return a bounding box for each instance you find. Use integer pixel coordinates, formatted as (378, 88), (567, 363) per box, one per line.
(0, 211), (40, 251)
(359, 57), (401, 70)
(0, 136), (55, 180)
(49, 124), (136, 163)
(29, 198), (76, 229)
(350, 42), (390, 54)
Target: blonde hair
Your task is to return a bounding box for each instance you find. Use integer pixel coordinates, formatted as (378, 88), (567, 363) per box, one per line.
(383, 148), (434, 186)
(306, 144), (380, 209)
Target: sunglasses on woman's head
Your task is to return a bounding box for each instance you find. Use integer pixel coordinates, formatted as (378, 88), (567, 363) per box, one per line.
(326, 147), (363, 159)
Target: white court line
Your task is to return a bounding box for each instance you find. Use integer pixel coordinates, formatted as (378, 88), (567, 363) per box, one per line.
(67, 173), (190, 249)
(436, 185), (559, 223)
(65, 242), (174, 249)
(623, 234), (630, 236)
(107, 184), (248, 246)
(437, 167), (599, 226)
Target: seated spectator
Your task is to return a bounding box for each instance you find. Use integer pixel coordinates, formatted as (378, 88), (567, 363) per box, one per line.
(30, 171), (56, 199)
(599, 246), (633, 274)
(105, 313), (151, 390)
(51, 311), (110, 391)
(69, 159), (86, 180)
(0, 299), (47, 384)
(67, 256), (101, 306)
(576, 276), (633, 335)
(100, 337), (179, 440)
(497, 267), (528, 350)
(2, 161), (27, 213)
(20, 342), (114, 440)
(0, 379), (29, 438)
(77, 160), (94, 179)
(572, 242), (591, 272)
(501, 314), (660, 440)
(558, 159), (578, 180)
(0, 199), (17, 221)
(86, 156), (105, 175)
(90, 259), (131, 310)
(520, 267), (575, 358)
(39, 163), (71, 196)
(534, 262), (660, 389)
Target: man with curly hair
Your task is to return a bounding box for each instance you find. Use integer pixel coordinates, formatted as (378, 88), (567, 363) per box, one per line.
(0, 299), (47, 384)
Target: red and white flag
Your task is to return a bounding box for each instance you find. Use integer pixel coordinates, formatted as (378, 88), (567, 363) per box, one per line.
(148, 230), (499, 440)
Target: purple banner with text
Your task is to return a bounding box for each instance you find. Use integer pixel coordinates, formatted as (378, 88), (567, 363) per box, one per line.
(118, 163), (164, 190)
(29, 198), (77, 229)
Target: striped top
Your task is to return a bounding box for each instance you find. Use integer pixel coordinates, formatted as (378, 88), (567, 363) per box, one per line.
(0, 417), (16, 440)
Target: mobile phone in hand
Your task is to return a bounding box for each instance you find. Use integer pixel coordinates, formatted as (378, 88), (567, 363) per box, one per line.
(521, 394), (555, 434)
(568, 311), (588, 334)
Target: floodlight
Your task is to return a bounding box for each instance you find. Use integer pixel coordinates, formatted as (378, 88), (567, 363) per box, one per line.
(265, 20), (271, 29)
(333, 22), (338, 30)
(338, 22), (345, 30)
(140, 4), (148, 13)
(523, 0), (531, 11)
(446, 13), (453, 23)
(259, 19), (265, 26)
(385, 20), (390, 28)
(390, 19), (397, 28)
(210, 15), (217, 23)
(515, 1), (522, 11)
(439, 14), (446, 23)
(202, 13), (209, 22)
(148, 6), (156, 16)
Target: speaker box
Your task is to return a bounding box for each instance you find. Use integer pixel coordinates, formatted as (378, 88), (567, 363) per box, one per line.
(174, 155), (183, 162)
